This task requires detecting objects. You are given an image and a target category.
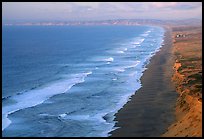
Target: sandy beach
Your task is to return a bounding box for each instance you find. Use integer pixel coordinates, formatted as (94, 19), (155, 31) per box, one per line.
(2, 2), (202, 137)
(110, 25), (202, 137)
(110, 27), (178, 137)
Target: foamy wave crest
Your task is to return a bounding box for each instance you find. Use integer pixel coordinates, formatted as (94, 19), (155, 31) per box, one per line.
(132, 38), (145, 45)
(141, 33), (149, 37)
(115, 68), (125, 73)
(112, 78), (117, 81)
(141, 30), (151, 37)
(123, 48), (128, 51)
(115, 61), (140, 73)
(93, 57), (114, 63)
(146, 30), (151, 33)
(117, 51), (124, 54)
(2, 114), (11, 131)
(58, 112), (116, 137)
(104, 57), (114, 62)
(104, 57), (114, 64)
(124, 61), (140, 69)
(2, 71), (92, 131)
(59, 114), (91, 121)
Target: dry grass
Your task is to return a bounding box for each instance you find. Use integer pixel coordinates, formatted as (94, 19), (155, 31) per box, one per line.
(172, 26), (202, 99)
(162, 25), (202, 137)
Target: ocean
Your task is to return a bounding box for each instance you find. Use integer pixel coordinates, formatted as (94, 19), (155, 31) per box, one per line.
(2, 25), (164, 137)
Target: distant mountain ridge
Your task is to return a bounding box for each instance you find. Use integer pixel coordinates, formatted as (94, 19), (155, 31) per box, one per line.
(4, 19), (202, 26)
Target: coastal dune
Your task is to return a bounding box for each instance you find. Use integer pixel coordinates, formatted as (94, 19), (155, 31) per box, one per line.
(162, 95), (202, 137)
(162, 25), (202, 137)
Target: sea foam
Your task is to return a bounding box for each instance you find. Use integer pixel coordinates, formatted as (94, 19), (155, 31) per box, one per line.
(117, 51), (124, 54)
(104, 57), (114, 62)
(2, 26), (165, 137)
(2, 71), (92, 131)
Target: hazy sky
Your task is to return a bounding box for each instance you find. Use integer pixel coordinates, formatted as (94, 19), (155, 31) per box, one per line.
(2, 2), (202, 23)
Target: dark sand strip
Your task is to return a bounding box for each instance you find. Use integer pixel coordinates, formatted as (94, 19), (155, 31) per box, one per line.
(110, 27), (178, 137)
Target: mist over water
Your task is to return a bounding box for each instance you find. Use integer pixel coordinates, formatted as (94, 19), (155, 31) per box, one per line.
(2, 25), (164, 137)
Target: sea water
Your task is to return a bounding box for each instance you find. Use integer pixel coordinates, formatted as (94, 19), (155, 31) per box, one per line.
(2, 25), (164, 137)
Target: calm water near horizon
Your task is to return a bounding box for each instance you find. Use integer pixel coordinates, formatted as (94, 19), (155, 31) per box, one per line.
(2, 25), (164, 137)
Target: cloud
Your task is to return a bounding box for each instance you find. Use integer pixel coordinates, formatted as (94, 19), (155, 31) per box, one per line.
(150, 2), (201, 10)
(171, 2), (202, 10)
(150, 2), (177, 8)
(2, 2), (202, 22)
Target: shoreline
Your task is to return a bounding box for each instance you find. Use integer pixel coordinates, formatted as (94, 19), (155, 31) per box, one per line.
(110, 27), (178, 137)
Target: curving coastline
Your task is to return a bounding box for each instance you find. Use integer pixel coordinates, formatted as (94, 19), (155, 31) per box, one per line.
(110, 27), (178, 137)
(110, 25), (202, 137)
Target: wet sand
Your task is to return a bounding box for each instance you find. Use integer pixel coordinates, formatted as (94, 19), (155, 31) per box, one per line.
(110, 27), (178, 137)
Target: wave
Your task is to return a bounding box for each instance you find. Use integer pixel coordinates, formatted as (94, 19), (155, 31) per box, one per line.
(140, 30), (152, 37)
(90, 57), (114, 65)
(104, 57), (114, 64)
(114, 60), (140, 73)
(2, 26), (165, 136)
(112, 78), (117, 81)
(123, 48), (128, 51)
(58, 111), (116, 137)
(2, 96), (11, 101)
(141, 33), (149, 37)
(2, 71), (92, 131)
(133, 38), (145, 45)
(117, 51), (124, 54)
(38, 113), (56, 117)
(104, 57), (114, 62)
(146, 30), (151, 33)
(114, 65), (139, 74)
(114, 68), (125, 73)
(124, 61), (140, 69)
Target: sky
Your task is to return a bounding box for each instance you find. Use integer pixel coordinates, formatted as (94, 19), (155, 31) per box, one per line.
(2, 2), (202, 23)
